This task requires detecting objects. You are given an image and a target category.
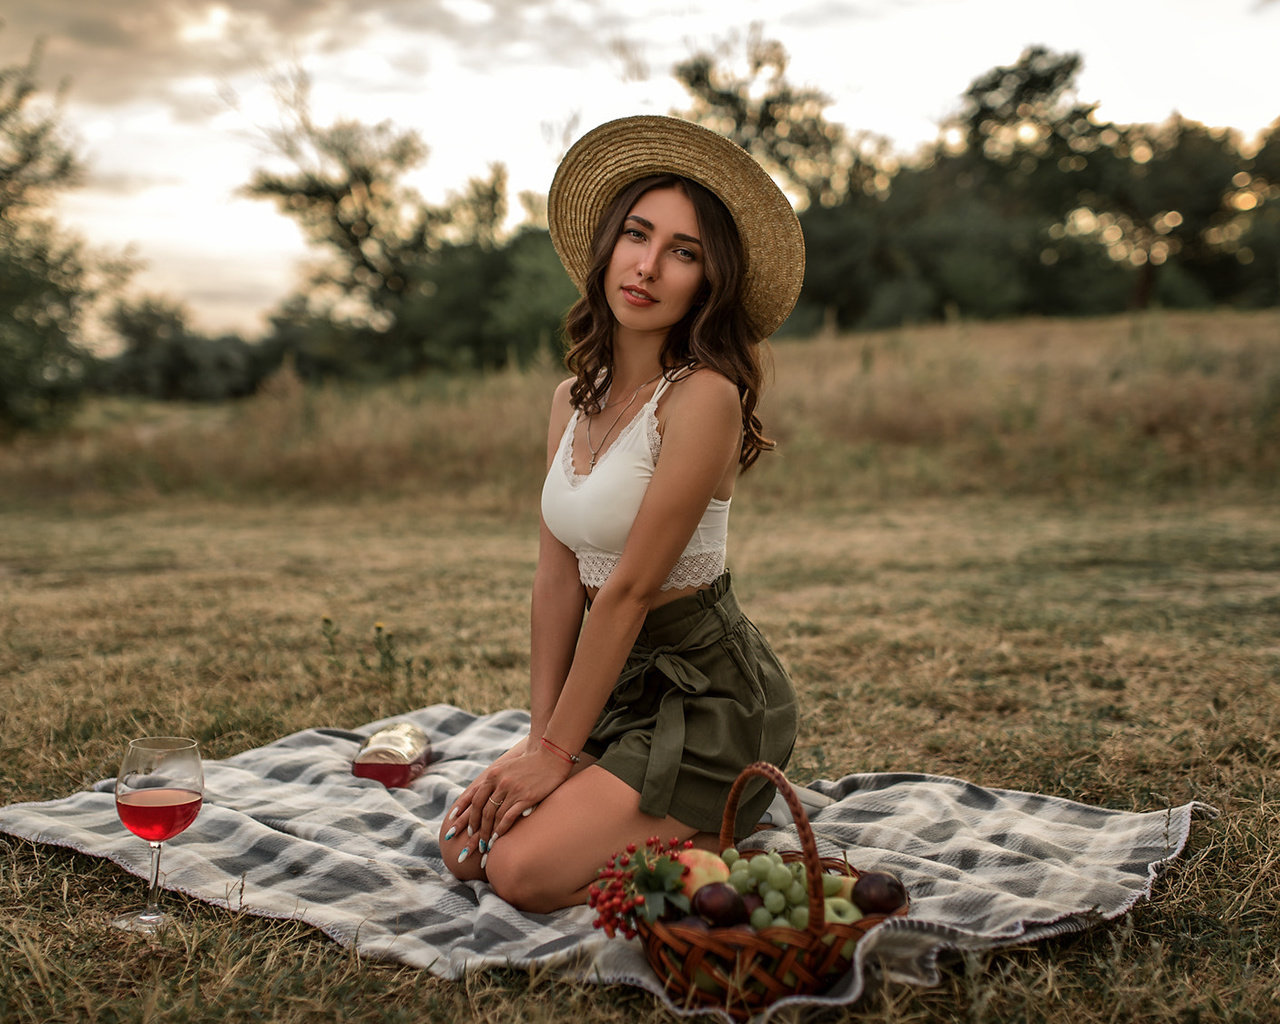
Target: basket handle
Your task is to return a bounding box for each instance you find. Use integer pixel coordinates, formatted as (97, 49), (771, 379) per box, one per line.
(719, 761), (829, 938)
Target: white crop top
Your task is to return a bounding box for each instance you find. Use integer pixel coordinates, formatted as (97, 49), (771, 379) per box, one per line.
(541, 375), (730, 591)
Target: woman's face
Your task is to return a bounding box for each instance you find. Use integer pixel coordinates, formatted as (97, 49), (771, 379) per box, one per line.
(604, 186), (707, 338)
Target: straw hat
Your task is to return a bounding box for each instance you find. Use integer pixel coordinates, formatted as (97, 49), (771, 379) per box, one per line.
(548, 115), (805, 340)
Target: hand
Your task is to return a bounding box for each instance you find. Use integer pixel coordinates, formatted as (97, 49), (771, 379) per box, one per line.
(446, 741), (573, 854)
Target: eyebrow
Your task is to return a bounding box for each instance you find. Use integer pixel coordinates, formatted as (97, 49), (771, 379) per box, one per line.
(625, 214), (702, 247)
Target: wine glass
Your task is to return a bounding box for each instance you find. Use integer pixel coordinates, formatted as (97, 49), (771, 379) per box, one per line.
(113, 736), (204, 933)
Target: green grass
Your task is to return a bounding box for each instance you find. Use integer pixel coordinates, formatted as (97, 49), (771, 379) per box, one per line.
(2, 311), (1279, 1021)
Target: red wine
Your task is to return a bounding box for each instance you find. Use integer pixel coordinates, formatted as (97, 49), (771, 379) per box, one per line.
(116, 788), (202, 841)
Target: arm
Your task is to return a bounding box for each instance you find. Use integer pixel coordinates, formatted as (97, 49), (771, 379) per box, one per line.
(529, 377), (589, 740)
(450, 381), (586, 826)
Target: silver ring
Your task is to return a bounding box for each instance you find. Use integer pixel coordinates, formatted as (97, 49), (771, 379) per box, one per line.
(489, 797), (502, 807)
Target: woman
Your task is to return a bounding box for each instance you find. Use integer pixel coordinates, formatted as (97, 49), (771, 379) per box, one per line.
(439, 115), (805, 913)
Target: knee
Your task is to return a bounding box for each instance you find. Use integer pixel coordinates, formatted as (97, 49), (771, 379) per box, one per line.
(485, 842), (572, 914)
(439, 819), (485, 883)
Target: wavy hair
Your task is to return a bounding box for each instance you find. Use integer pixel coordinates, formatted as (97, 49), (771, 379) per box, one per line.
(561, 174), (775, 470)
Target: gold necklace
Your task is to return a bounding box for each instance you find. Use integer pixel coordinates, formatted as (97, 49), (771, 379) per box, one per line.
(585, 371), (663, 469)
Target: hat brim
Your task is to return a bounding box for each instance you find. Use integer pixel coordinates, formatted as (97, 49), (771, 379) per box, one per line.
(547, 115), (805, 340)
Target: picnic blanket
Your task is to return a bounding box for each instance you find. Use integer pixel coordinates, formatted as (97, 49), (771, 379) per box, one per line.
(0, 705), (1216, 1021)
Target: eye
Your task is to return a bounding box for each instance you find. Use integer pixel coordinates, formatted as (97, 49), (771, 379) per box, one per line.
(674, 247), (699, 262)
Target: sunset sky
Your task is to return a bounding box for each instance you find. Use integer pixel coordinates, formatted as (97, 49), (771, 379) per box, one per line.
(3, 0), (1278, 336)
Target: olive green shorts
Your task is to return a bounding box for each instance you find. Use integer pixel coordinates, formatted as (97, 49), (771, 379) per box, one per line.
(582, 572), (798, 838)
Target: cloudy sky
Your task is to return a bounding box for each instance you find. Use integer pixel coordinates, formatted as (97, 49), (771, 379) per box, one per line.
(3, 0), (1278, 335)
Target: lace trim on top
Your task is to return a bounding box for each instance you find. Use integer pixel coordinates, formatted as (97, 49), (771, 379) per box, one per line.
(560, 398), (727, 591)
(577, 544), (726, 591)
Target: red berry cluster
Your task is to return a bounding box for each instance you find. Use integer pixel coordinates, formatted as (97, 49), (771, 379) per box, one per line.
(588, 835), (693, 939)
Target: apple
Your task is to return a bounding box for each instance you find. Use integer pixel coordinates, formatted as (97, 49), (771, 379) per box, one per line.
(822, 896), (862, 926)
(826, 872), (856, 902)
(675, 848), (731, 900)
(823, 896), (864, 960)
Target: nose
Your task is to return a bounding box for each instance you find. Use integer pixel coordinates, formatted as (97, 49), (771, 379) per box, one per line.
(636, 243), (657, 280)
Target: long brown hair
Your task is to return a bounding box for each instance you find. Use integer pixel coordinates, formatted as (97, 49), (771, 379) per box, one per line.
(561, 174), (775, 470)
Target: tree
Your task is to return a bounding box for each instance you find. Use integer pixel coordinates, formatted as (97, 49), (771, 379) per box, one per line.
(0, 34), (121, 435)
(244, 72), (540, 374)
(243, 73), (442, 336)
(673, 24), (858, 208)
(0, 38), (79, 214)
(99, 295), (263, 401)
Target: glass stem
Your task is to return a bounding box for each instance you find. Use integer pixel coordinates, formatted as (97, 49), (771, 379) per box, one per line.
(145, 841), (164, 916)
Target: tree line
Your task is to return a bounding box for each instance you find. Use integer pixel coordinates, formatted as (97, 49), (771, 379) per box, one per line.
(2, 28), (1278, 434)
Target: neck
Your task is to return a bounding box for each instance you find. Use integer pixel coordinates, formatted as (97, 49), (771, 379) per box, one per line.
(610, 327), (666, 389)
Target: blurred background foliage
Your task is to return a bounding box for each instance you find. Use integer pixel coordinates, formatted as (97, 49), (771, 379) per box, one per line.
(2, 27), (1279, 435)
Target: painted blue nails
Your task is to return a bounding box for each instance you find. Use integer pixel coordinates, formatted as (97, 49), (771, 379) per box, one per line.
(457, 847), (470, 864)
(443, 826), (456, 842)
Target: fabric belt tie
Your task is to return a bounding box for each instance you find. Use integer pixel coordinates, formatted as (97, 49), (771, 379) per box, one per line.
(611, 596), (738, 816)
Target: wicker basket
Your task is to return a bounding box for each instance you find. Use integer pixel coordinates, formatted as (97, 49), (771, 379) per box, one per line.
(636, 762), (908, 1020)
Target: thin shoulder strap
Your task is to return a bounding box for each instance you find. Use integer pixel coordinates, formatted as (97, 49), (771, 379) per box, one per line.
(652, 374), (675, 402)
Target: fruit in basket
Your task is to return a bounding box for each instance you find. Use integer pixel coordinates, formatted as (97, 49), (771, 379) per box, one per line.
(822, 896), (862, 926)
(749, 905), (774, 931)
(691, 881), (749, 927)
(675, 848), (732, 899)
(852, 870), (908, 915)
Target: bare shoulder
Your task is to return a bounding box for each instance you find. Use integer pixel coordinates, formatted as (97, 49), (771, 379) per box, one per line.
(544, 376), (577, 461)
(551, 375), (576, 407)
(660, 366), (742, 424)
(663, 365), (739, 416)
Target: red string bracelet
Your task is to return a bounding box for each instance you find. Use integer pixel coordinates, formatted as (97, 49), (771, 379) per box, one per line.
(540, 737), (581, 764)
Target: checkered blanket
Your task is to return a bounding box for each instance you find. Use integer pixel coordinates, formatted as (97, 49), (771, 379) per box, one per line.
(0, 706), (1216, 1021)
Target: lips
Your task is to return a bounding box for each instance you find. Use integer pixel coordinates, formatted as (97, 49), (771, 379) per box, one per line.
(622, 285), (657, 307)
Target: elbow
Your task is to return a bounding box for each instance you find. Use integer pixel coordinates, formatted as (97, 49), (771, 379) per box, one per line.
(592, 571), (656, 623)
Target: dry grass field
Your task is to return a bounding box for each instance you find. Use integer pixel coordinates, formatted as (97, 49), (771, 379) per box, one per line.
(1, 310), (1278, 1022)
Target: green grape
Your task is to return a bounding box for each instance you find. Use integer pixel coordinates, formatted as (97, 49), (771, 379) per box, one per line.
(763, 889), (786, 915)
(821, 874), (843, 897)
(772, 915), (792, 929)
(767, 864), (793, 891)
(730, 856), (751, 875)
(790, 861), (806, 880)
(785, 881), (808, 907)
(767, 852), (784, 866)
(729, 871), (755, 895)
(748, 857), (775, 883)
(788, 905), (810, 930)
(721, 847), (740, 867)
(749, 906), (775, 931)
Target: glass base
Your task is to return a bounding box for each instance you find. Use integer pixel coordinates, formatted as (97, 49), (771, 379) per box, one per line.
(112, 908), (170, 934)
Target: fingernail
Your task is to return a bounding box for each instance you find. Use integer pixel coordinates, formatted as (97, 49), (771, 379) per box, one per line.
(489, 831), (498, 846)
(457, 847), (470, 864)
(522, 807), (533, 817)
(478, 838), (488, 853)
(480, 852), (488, 870)
(444, 827), (456, 841)
(449, 807), (459, 819)
(467, 825), (474, 837)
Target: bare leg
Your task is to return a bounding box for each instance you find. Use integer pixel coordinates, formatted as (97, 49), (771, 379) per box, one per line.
(442, 765), (714, 913)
